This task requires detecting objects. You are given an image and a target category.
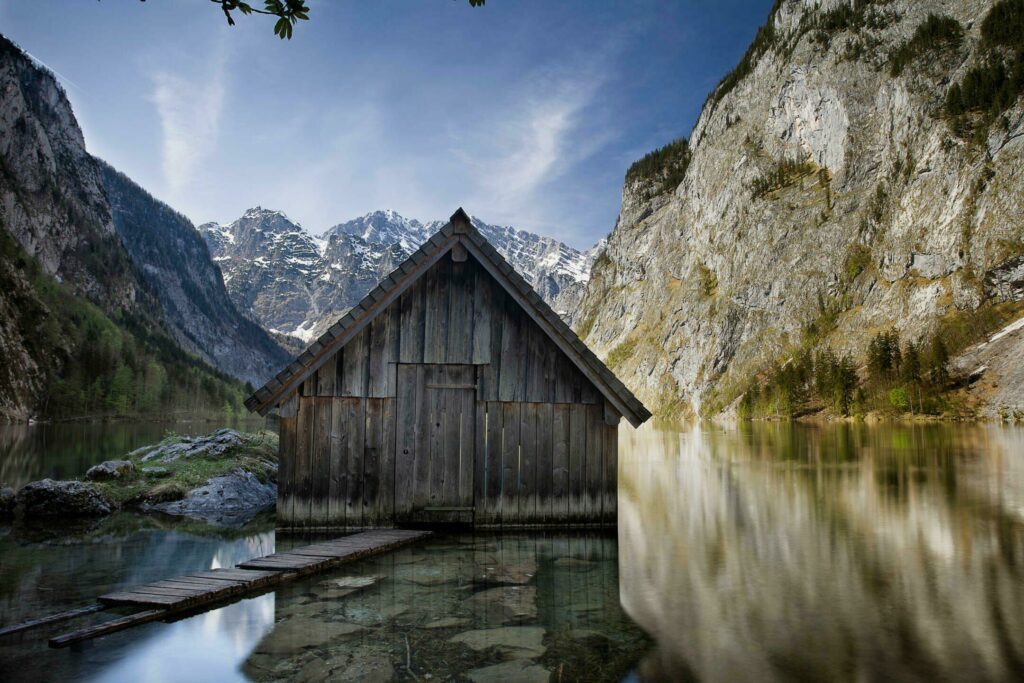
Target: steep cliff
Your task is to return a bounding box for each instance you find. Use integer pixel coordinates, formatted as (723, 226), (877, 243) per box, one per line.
(0, 35), (281, 419)
(99, 162), (289, 385)
(578, 0), (1024, 417)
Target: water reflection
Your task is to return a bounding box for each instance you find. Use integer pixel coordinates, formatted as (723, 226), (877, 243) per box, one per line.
(0, 418), (268, 489)
(619, 421), (1024, 682)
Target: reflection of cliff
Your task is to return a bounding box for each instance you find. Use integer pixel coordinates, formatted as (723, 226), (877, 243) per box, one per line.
(618, 423), (1024, 681)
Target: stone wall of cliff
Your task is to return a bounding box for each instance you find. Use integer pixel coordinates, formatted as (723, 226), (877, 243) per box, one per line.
(578, 0), (1024, 417)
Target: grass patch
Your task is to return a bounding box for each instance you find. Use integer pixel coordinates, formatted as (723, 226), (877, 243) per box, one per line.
(91, 431), (278, 507)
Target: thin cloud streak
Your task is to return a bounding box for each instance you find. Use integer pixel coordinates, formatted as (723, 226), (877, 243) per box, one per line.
(150, 47), (227, 198)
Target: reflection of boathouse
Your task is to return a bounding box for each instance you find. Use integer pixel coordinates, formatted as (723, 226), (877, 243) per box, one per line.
(246, 209), (650, 530)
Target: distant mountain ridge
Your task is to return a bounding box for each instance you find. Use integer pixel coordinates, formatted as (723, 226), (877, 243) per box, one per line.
(202, 208), (598, 344)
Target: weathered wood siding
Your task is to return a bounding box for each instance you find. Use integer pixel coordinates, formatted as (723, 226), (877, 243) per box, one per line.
(278, 252), (617, 530)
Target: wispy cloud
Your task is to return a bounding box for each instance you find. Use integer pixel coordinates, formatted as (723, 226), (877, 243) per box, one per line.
(149, 48), (227, 196)
(455, 57), (615, 241)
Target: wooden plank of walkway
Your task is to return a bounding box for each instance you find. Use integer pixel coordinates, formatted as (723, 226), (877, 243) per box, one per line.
(49, 529), (430, 648)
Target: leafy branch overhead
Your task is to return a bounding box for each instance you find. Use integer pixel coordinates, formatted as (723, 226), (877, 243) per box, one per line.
(138, 0), (487, 40)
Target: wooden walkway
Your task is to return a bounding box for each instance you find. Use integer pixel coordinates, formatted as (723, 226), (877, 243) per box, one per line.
(0, 529), (431, 648)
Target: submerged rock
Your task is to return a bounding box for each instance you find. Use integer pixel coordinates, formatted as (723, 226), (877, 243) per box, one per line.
(0, 487), (15, 517)
(253, 619), (365, 655)
(462, 586), (538, 625)
(148, 469), (275, 526)
(423, 616), (472, 629)
(85, 459), (135, 481)
(449, 626), (547, 659)
(473, 558), (537, 586)
(15, 479), (112, 517)
(466, 659), (550, 682)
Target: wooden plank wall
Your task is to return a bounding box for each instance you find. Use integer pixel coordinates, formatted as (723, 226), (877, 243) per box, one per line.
(473, 401), (617, 527)
(277, 252), (618, 530)
(301, 254), (601, 405)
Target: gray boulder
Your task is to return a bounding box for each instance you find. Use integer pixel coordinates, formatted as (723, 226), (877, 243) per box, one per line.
(149, 469), (275, 527)
(140, 429), (245, 463)
(16, 479), (112, 517)
(85, 459), (135, 481)
(0, 487), (15, 517)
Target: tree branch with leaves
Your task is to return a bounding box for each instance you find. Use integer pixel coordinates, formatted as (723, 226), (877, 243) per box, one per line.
(136, 0), (487, 40)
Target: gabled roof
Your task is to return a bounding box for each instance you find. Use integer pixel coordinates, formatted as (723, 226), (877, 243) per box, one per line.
(245, 208), (651, 427)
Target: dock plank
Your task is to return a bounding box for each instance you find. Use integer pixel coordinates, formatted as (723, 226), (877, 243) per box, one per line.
(52, 530), (431, 648)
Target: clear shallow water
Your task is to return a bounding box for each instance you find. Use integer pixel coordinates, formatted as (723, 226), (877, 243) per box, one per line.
(1, 420), (1023, 681)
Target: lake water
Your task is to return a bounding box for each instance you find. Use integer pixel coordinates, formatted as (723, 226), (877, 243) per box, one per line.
(1, 420), (1023, 681)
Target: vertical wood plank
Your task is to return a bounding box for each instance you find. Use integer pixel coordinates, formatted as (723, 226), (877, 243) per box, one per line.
(568, 403), (586, 524)
(498, 298), (522, 402)
(427, 368), (445, 508)
(328, 397), (348, 528)
(276, 416), (297, 527)
(294, 397), (315, 529)
(341, 329), (370, 397)
(536, 402), (553, 524)
(317, 355), (337, 396)
(344, 397), (365, 528)
(441, 382), (461, 508)
(519, 402), (538, 524)
(551, 404), (570, 524)
(379, 397), (397, 525)
(585, 404), (604, 521)
(394, 364), (419, 518)
(335, 397), (360, 528)
(363, 398), (383, 528)
(368, 310), (390, 398)
(500, 402), (520, 526)
(423, 259), (451, 364)
(309, 397), (333, 527)
(484, 401), (503, 525)
(459, 387), (476, 509)
(603, 422), (617, 525)
(473, 399), (487, 523)
(447, 260), (474, 364)
(471, 261), (492, 365)
(399, 278), (425, 364)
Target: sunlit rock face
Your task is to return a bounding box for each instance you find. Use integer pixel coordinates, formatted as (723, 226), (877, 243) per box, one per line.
(203, 209), (596, 343)
(577, 0), (1024, 416)
(616, 422), (1024, 681)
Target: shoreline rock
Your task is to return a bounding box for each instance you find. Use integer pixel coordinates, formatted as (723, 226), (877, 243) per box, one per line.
(5, 430), (278, 526)
(15, 479), (112, 517)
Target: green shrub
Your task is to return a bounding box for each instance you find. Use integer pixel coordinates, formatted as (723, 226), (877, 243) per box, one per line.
(625, 137), (691, 195)
(751, 157), (818, 199)
(889, 14), (963, 76)
(888, 386), (911, 411)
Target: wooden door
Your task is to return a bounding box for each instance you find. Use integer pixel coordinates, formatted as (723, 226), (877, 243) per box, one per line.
(395, 364), (476, 523)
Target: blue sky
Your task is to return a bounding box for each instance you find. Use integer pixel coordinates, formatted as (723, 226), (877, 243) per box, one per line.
(1, 0), (773, 248)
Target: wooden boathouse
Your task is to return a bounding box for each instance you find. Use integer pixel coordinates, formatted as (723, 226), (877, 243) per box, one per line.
(245, 208), (650, 529)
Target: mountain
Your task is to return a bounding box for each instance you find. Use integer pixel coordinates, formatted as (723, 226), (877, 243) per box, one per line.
(99, 162), (289, 385)
(202, 208), (594, 343)
(0, 34), (285, 420)
(576, 0), (1024, 418)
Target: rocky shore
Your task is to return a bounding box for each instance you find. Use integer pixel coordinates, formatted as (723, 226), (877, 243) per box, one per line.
(0, 429), (278, 527)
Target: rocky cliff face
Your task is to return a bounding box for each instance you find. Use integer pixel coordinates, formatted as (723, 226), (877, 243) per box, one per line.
(204, 208), (594, 343)
(578, 0), (1024, 416)
(100, 163), (289, 385)
(0, 35), (285, 418)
